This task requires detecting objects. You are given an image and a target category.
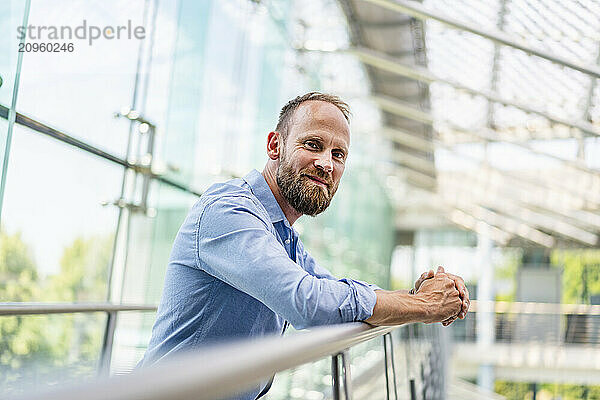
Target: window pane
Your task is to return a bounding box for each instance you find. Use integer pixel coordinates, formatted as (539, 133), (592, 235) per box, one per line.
(109, 183), (197, 372)
(15, 0), (146, 157)
(110, 310), (156, 374)
(0, 312), (107, 396)
(0, 0), (28, 106)
(116, 181), (197, 304)
(0, 117), (8, 186)
(1, 125), (122, 302)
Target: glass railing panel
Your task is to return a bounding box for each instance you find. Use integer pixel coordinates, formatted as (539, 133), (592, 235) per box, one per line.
(0, 312), (107, 395)
(109, 310), (156, 375)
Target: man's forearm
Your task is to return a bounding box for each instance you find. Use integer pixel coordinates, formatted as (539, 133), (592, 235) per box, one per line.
(364, 290), (429, 326)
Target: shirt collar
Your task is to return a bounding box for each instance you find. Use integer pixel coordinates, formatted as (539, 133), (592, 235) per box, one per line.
(243, 169), (289, 226)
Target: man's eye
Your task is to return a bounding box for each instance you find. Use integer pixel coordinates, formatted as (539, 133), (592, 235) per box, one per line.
(333, 151), (344, 159)
(305, 141), (319, 149)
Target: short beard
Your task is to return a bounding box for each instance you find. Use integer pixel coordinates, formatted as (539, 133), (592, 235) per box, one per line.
(276, 153), (338, 217)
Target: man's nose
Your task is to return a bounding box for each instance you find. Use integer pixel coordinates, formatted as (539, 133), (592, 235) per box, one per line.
(314, 153), (333, 173)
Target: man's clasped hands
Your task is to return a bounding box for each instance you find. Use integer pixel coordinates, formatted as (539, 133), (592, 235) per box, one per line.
(412, 266), (470, 326)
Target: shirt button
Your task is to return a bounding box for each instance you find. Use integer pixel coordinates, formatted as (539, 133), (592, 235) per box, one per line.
(285, 239), (290, 244)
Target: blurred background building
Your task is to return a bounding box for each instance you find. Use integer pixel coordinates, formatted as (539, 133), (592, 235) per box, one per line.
(1, 0), (600, 399)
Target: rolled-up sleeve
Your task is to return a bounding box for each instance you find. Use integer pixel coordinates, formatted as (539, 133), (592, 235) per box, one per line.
(195, 195), (378, 329)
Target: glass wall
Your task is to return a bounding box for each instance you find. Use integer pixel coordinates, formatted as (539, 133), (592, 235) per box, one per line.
(15, 0), (145, 157)
(0, 0), (397, 395)
(0, 0), (28, 211)
(0, 1), (27, 105)
(2, 124), (122, 300)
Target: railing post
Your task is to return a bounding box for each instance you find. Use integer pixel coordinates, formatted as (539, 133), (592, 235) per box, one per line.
(409, 379), (417, 400)
(387, 333), (399, 399)
(341, 350), (352, 400)
(332, 350), (353, 400)
(404, 324), (417, 400)
(383, 333), (399, 400)
(99, 311), (118, 375)
(383, 335), (391, 400)
(331, 353), (341, 400)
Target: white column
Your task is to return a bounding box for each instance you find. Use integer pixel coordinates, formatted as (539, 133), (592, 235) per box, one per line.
(476, 230), (495, 391)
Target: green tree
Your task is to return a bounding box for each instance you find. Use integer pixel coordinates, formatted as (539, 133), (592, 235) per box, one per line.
(494, 381), (531, 399)
(45, 235), (112, 372)
(0, 231), (113, 393)
(47, 235), (111, 302)
(0, 229), (51, 389)
(552, 250), (600, 304)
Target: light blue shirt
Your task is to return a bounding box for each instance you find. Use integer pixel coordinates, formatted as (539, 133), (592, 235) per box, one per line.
(140, 170), (379, 398)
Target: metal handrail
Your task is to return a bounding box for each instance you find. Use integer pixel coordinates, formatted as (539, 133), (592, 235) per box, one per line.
(468, 300), (600, 316)
(0, 302), (157, 316)
(14, 322), (397, 400)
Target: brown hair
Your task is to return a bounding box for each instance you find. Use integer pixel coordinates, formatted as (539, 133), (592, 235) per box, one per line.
(275, 92), (351, 141)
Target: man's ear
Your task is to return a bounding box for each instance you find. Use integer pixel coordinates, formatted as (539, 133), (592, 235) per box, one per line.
(266, 131), (281, 160)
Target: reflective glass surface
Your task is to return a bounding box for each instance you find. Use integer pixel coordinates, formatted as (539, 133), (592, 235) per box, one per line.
(0, 117), (8, 190)
(117, 181), (197, 305)
(0, 0), (28, 106)
(0, 312), (106, 395)
(109, 182), (195, 373)
(1, 124), (121, 301)
(15, 0), (146, 158)
(110, 311), (155, 375)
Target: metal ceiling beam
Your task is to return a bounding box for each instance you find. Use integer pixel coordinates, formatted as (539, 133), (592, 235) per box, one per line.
(389, 169), (515, 245)
(373, 94), (600, 206)
(391, 149), (599, 244)
(448, 200), (556, 248)
(388, 127), (600, 229)
(373, 94), (433, 124)
(361, 0), (600, 79)
(375, 91), (595, 174)
(380, 49), (415, 58)
(442, 173), (599, 245)
(579, 43), (600, 158)
(390, 149), (436, 174)
(385, 127), (600, 238)
(445, 168), (600, 232)
(438, 125), (600, 204)
(435, 191), (551, 247)
(390, 166), (560, 246)
(393, 167), (584, 247)
(454, 124), (598, 177)
(583, 43), (600, 122)
(389, 164), (561, 246)
(345, 46), (600, 138)
(446, 207), (513, 245)
(487, 0), (508, 129)
(357, 18), (413, 28)
(382, 126), (434, 152)
(390, 163), (437, 187)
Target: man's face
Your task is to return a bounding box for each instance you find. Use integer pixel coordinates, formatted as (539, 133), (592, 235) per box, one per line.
(276, 101), (350, 216)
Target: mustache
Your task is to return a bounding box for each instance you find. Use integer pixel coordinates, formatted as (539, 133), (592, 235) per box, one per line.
(301, 169), (333, 187)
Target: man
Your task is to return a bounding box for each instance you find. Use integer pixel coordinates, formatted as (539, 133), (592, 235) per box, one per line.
(139, 92), (469, 399)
